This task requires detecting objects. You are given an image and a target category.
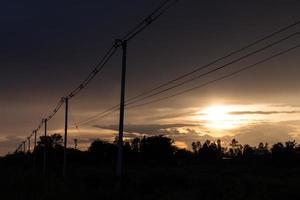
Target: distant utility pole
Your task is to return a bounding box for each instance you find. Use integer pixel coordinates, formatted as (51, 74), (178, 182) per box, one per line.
(34, 130), (37, 150)
(116, 40), (127, 179)
(28, 137), (30, 152)
(43, 118), (47, 174)
(23, 141), (26, 153)
(74, 139), (78, 150)
(44, 119), (47, 137)
(63, 97), (69, 179)
(33, 130), (37, 169)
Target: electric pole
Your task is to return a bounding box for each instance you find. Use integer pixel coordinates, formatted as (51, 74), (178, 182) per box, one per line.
(116, 40), (127, 179)
(63, 97), (69, 179)
(34, 130), (37, 150)
(33, 130), (37, 170)
(23, 141), (26, 153)
(28, 137), (30, 152)
(74, 139), (78, 150)
(43, 118), (47, 174)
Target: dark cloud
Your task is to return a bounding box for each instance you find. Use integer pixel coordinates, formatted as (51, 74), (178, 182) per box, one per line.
(144, 110), (197, 121)
(0, 136), (24, 155)
(94, 123), (197, 136)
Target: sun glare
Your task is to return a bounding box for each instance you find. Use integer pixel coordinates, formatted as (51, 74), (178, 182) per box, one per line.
(199, 105), (240, 130)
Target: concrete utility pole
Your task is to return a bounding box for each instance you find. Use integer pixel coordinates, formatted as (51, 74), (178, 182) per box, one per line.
(63, 97), (69, 179)
(43, 119), (47, 174)
(116, 40), (127, 179)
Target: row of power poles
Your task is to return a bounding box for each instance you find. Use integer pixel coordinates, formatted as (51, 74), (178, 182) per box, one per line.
(19, 40), (127, 180)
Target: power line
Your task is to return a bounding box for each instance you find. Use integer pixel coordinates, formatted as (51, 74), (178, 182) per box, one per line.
(26, 41), (118, 140)
(73, 44), (300, 127)
(46, 99), (64, 121)
(67, 45), (119, 99)
(125, 20), (300, 103)
(62, 0), (180, 130)
(54, 0), (178, 109)
(122, 0), (172, 39)
(67, 0), (179, 100)
(71, 106), (119, 127)
(125, 32), (300, 106)
(127, 44), (300, 109)
(72, 29), (300, 126)
(122, 0), (179, 41)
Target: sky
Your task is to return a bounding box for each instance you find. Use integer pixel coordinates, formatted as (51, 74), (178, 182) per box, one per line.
(1, 0), (300, 155)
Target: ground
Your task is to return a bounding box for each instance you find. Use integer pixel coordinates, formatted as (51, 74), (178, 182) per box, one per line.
(1, 161), (299, 200)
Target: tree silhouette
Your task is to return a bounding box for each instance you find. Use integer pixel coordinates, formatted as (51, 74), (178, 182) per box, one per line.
(271, 140), (298, 164)
(191, 141), (201, 154)
(139, 135), (176, 162)
(243, 144), (255, 159)
(229, 139), (243, 157)
(89, 139), (117, 164)
(257, 142), (269, 156)
(196, 140), (223, 161)
(37, 133), (63, 150)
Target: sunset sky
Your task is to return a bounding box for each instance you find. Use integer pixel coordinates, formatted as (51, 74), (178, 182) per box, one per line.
(1, 0), (300, 155)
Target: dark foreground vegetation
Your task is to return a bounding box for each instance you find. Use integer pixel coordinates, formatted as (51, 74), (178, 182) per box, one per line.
(1, 134), (300, 200)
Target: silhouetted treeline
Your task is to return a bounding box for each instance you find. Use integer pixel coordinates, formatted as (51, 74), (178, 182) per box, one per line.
(2, 134), (300, 167)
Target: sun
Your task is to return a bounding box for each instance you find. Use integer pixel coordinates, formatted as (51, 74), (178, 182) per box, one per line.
(200, 105), (239, 129)
(205, 105), (228, 121)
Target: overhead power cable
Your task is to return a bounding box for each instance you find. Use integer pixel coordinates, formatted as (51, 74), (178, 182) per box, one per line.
(66, 0), (179, 100)
(67, 45), (119, 99)
(46, 99), (64, 121)
(70, 107), (120, 128)
(72, 106), (119, 127)
(73, 44), (300, 127)
(43, 0), (178, 117)
(127, 44), (300, 109)
(126, 32), (300, 106)
(72, 29), (300, 126)
(125, 20), (300, 103)
(122, 0), (179, 41)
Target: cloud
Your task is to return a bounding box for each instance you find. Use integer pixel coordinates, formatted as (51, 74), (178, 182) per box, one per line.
(271, 104), (300, 108)
(93, 123), (213, 149)
(228, 111), (300, 115)
(144, 110), (198, 121)
(93, 123), (197, 136)
(0, 136), (24, 155)
(94, 121), (300, 148)
(177, 121), (300, 147)
(2, 120), (300, 155)
(229, 122), (299, 145)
